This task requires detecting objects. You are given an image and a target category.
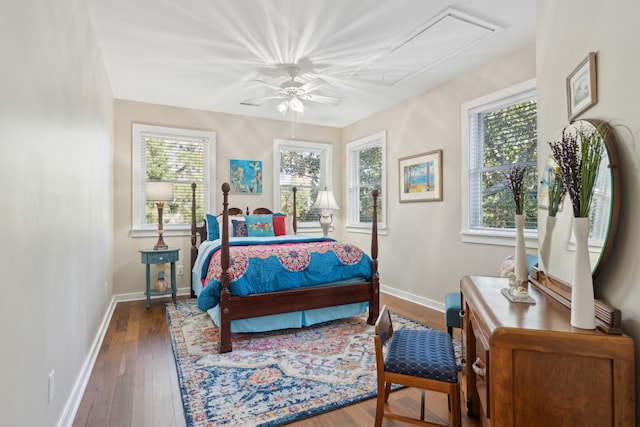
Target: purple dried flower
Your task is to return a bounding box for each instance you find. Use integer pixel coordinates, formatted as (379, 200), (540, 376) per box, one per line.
(504, 165), (528, 215)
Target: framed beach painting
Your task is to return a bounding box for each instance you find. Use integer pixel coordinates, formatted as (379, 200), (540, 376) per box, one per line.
(566, 52), (597, 120)
(230, 159), (262, 194)
(398, 149), (443, 202)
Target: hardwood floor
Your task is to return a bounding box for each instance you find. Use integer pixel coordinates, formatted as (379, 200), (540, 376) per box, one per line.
(73, 294), (479, 427)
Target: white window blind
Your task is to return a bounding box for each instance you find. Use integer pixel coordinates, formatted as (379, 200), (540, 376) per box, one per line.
(132, 124), (215, 235)
(346, 131), (386, 231)
(273, 139), (332, 227)
(462, 79), (538, 245)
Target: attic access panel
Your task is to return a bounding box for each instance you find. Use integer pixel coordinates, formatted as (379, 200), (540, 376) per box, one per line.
(353, 7), (503, 86)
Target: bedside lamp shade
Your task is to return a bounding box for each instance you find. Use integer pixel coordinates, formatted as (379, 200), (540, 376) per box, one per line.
(313, 188), (339, 237)
(146, 182), (174, 250)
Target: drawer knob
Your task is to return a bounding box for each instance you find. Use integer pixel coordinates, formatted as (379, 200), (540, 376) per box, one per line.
(159, 256), (164, 261)
(472, 357), (486, 380)
(459, 309), (466, 318)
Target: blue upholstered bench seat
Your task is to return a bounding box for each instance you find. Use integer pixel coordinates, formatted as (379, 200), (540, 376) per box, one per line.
(385, 328), (458, 383)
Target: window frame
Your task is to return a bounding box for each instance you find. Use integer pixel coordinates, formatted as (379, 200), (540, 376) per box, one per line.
(131, 123), (216, 237)
(345, 131), (387, 234)
(461, 78), (538, 247)
(273, 138), (333, 232)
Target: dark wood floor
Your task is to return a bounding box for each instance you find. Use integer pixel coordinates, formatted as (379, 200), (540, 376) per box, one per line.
(73, 294), (479, 426)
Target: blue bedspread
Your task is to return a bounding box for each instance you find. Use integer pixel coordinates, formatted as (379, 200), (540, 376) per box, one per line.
(194, 236), (373, 311)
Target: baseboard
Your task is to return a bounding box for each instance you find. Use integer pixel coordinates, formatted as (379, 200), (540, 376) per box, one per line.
(380, 284), (446, 313)
(57, 295), (117, 427)
(56, 286), (192, 427)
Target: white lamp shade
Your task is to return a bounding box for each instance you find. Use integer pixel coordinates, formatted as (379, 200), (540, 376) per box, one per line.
(146, 182), (174, 201)
(313, 189), (340, 211)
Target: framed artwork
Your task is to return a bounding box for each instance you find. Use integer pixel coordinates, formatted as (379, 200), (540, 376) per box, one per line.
(398, 149), (443, 202)
(229, 159), (262, 194)
(566, 52), (597, 120)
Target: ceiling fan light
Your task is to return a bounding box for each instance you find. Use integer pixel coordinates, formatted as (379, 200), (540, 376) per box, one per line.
(276, 101), (288, 114)
(289, 97), (307, 114)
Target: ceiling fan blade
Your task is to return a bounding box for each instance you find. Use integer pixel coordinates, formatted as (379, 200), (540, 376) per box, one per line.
(242, 95), (286, 104)
(250, 79), (285, 93)
(298, 78), (327, 94)
(303, 94), (342, 105)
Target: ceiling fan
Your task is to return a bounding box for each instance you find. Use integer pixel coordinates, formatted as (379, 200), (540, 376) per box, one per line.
(243, 65), (341, 115)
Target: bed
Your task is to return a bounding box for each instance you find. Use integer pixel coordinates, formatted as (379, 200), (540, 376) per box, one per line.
(190, 182), (380, 353)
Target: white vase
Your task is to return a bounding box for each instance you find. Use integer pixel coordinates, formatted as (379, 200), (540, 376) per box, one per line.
(539, 215), (557, 273)
(571, 217), (595, 329)
(514, 214), (528, 289)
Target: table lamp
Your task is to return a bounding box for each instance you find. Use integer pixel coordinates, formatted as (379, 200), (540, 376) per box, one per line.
(146, 181), (174, 250)
(313, 187), (340, 237)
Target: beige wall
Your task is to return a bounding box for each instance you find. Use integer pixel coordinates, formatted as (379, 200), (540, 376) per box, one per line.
(0, 0), (114, 425)
(537, 0), (640, 418)
(341, 45), (536, 304)
(113, 101), (341, 295)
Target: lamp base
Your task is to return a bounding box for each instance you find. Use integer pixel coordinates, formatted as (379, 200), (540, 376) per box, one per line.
(319, 214), (332, 237)
(153, 232), (168, 250)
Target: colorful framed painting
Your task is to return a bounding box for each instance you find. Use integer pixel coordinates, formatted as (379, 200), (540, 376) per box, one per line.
(398, 149), (443, 203)
(566, 52), (597, 120)
(229, 159), (262, 194)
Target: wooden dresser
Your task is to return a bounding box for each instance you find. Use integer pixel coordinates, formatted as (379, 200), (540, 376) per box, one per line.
(460, 275), (635, 427)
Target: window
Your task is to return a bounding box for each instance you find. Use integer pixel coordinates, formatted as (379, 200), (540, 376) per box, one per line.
(273, 138), (333, 230)
(346, 131), (386, 232)
(132, 124), (215, 236)
(461, 79), (538, 246)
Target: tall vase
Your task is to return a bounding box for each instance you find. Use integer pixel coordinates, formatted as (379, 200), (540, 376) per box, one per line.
(539, 215), (557, 273)
(571, 217), (595, 329)
(514, 214), (528, 290)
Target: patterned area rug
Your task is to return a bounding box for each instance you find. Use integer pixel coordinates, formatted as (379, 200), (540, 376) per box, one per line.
(166, 299), (461, 427)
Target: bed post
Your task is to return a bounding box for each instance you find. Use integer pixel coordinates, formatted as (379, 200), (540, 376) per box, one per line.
(367, 189), (380, 325)
(218, 182), (233, 353)
(190, 183), (198, 298)
(292, 186), (297, 234)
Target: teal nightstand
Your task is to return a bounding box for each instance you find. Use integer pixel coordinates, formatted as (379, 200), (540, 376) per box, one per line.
(140, 248), (180, 309)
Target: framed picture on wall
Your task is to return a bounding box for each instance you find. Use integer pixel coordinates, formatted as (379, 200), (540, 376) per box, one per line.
(229, 159), (262, 194)
(566, 52), (597, 120)
(398, 149), (443, 202)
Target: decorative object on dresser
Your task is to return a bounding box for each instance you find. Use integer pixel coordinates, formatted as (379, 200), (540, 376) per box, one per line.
(313, 187), (340, 236)
(538, 158), (565, 273)
(190, 182), (380, 353)
(504, 165), (530, 294)
(549, 121), (608, 329)
(460, 275), (635, 426)
(146, 181), (174, 250)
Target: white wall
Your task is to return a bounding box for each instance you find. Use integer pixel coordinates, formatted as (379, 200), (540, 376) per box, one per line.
(341, 45), (536, 305)
(0, 1), (114, 426)
(537, 0), (640, 418)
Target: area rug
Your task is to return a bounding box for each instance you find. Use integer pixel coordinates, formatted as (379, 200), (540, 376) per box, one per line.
(166, 299), (461, 427)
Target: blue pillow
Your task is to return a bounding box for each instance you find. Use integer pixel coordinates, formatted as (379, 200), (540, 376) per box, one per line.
(206, 213), (219, 241)
(245, 215), (274, 237)
(232, 219), (248, 237)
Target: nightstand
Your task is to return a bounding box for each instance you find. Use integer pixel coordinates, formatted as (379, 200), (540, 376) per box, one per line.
(140, 248), (180, 309)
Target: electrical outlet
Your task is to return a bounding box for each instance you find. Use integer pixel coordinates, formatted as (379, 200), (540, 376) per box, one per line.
(177, 265), (184, 276)
(49, 370), (55, 403)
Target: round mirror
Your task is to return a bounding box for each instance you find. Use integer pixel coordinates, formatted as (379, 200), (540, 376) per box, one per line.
(537, 119), (620, 284)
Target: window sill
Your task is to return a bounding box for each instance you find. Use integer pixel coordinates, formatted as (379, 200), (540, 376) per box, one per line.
(461, 229), (538, 248)
(346, 225), (388, 236)
(131, 226), (192, 238)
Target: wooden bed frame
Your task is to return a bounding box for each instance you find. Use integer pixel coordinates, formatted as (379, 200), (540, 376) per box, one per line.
(190, 182), (380, 353)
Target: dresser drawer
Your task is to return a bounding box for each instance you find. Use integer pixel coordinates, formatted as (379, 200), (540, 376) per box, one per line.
(471, 314), (490, 419)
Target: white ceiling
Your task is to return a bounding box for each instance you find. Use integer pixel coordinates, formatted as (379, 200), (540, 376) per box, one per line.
(86, 0), (535, 128)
